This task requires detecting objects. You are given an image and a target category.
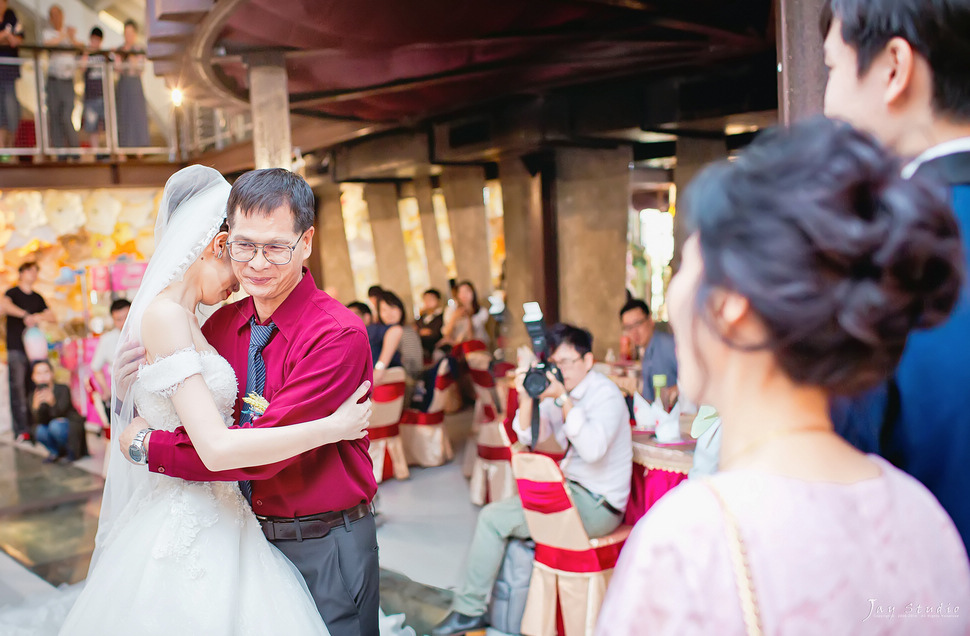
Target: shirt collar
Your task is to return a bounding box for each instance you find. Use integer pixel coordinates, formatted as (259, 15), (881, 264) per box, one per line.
(568, 369), (598, 401)
(902, 136), (970, 179)
(236, 268), (317, 340)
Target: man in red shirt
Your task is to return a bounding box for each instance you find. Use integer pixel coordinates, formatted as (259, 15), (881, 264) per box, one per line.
(122, 169), (378, 635)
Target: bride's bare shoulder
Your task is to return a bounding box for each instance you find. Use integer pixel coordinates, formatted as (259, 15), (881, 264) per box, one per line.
(142, 298), (195, 360)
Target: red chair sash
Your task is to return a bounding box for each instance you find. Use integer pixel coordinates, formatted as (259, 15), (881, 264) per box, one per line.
(435, 374), (454, 390)
(453, 340), (487, 358)
(481, 404), (498, 422)
(517, 479), (572, 514)
(368, 423), (400, 440)
(468, 368), (495, 389)
(372, 382), (406, 403)
(400, 409), (445, 425)
(477, 444), (512, 461)
(534, 541), (625, 573)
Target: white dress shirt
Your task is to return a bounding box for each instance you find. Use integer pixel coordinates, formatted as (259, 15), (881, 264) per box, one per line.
(513, 369), (633, 511)
(902, 136), (970, 179)
(90, 328), (120, 374)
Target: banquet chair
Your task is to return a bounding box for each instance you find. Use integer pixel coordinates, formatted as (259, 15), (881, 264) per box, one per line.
(400, 359), (456, 467)
(366, 367), (410, 483)
(466, 349), (517, 505)
(512, 452), (631, 636)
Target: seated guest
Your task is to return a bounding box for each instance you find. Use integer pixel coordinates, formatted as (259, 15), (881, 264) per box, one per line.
(598, 120), (970, 633)
(432, 323), (632, 636)
(347, 301), (373, 326)
(367, 284), (384, 322)
(619, 298), (677, 403)
(368, 291), (405, 384)
(417, 288), (445, 359)
(440, 280), (490, 348)
(30, 359), (87, 463)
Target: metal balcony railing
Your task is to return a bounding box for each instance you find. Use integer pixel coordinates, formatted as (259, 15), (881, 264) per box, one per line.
(0, 46), (255, 163)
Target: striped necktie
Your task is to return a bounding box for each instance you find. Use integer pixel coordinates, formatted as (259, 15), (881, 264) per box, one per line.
(239, 318), (276, 504)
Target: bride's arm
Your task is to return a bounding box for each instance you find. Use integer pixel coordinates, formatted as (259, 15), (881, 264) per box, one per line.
(125, 301), (372, 472)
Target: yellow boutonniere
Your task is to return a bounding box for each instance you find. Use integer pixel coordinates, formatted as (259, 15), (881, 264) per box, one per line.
(242, 392), (270, 419)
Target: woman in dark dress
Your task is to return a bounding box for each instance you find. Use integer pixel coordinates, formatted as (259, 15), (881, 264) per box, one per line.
(115, 19), (149, 150)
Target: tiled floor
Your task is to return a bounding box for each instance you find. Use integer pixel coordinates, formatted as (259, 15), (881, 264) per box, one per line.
(0, 411), (484, 635)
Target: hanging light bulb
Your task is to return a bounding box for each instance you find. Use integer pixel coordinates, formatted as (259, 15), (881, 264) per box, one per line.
(171, 88), (184, 108)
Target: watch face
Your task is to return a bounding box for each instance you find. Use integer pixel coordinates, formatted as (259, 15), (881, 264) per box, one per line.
(129, 443), (142, 462)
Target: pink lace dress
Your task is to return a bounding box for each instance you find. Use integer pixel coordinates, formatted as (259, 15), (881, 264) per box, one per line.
(597, 456), (970, 635)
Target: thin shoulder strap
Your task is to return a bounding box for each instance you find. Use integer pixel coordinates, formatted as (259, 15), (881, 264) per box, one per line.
(704, 480), (763, 636)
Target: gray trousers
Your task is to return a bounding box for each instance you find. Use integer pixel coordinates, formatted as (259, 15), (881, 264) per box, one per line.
(46, 77), (78, 150)
(7, 349), (29, 437)
(451, 483), (622, 617)
(272, 511), (380, 636)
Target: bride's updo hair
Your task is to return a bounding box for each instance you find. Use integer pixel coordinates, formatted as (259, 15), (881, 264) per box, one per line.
(681, 117), (964, 395)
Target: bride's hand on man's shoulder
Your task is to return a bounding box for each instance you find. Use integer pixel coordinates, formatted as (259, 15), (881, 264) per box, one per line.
(113, 339), (147, 399)
(322, 381), (372, 442)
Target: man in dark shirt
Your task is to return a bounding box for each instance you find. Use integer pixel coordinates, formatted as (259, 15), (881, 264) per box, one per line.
(80, 27), (106, 152)
(0, 0), (24, 150)
(418, 287), (444, 359)
(619, 298), (678, 403)
(822, 0), (970, 549)
(3, 262), (53, 440)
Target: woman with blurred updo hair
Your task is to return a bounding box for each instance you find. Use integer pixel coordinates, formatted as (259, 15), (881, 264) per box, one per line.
(598, 118), (969, 635)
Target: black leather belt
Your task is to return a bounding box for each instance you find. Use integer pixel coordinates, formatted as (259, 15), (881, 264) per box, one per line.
(567, 480), (624, 517)
(257, 502), (371, 542)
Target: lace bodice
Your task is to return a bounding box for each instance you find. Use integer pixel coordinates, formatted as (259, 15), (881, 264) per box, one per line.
(133, 348), (237, 432)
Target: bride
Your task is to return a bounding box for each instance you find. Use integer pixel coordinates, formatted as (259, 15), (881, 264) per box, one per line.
(0, 166), (371, 634)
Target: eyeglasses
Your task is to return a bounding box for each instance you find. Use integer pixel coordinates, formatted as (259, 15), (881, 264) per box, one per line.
(621, 317), (648, 332)
(227, 234), (304, 265)
(550, 356), (583, 367)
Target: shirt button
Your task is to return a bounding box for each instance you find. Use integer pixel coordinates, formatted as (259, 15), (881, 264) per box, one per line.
(158, 467), (165, 473)
(255, 500), (262, 506)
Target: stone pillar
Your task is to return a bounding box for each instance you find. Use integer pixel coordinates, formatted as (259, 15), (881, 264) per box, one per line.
(672, 137), (727, 272)
(554, 146), (631, 360)
(439, 166), (492, 296)
(364, 183), (414, 315)
(247, 53), (292, 170)
(777, 0), (828, 124)
(315, 182), (356, 303)
(414, 177), (450, 294)
(498, 154), (553, 354)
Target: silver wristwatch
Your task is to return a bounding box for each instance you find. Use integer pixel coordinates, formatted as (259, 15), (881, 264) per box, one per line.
(128, 428), (154, 464)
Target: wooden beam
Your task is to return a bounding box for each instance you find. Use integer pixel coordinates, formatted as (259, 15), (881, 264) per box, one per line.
(0, 162), (184, 189)
(155, 0), (214, 23)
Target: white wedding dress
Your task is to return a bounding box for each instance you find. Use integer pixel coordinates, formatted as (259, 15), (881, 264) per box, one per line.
(0, 349), (330, 635)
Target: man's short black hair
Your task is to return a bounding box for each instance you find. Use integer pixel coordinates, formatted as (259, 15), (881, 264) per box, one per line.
(90, 27), (103, 39)
(227, 168), (315, 234)
(109, 298), (131, 313)
(18, 262), (37, 275)
(367, 285), (383, 298)
(347, 301), (372, 316)
(548, 323), (594, 358)
(423, 288), (441, 300)
(619, 298), (650, 319)
(821, 0), (970, 121)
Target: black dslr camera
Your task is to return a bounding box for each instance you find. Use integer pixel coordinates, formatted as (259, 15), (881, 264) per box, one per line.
(522, 302), (563, 399)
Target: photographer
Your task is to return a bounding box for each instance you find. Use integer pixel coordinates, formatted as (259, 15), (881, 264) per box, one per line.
(30, 359), (87, 463)
(432, 323), (632, 636)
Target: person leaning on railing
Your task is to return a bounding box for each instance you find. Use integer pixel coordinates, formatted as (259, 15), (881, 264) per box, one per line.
(0, 0), (23, 152)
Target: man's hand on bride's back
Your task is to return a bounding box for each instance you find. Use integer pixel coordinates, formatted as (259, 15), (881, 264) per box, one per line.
(316, 381), (372, 444)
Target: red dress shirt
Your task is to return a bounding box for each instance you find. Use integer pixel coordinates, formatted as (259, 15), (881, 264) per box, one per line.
(147, 270), (377, 517)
